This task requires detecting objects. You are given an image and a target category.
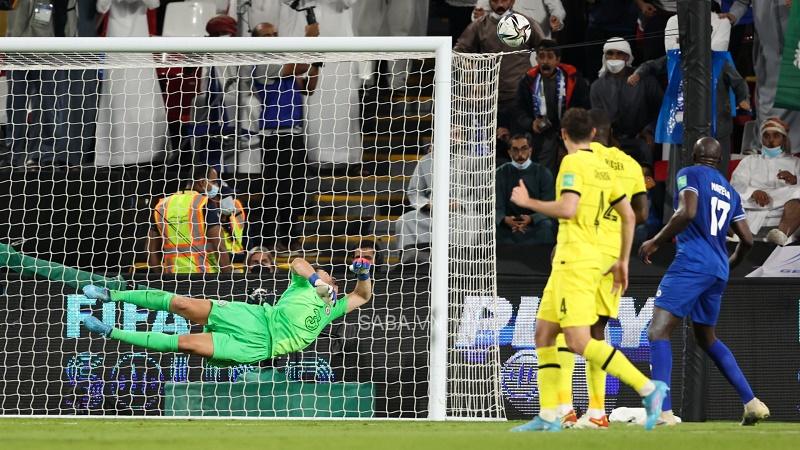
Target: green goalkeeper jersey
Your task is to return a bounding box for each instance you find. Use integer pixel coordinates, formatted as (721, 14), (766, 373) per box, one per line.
(266, 272), (348, 358)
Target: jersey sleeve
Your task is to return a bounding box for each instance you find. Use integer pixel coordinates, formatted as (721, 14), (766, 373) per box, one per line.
(676, 168), (700, 196)
(731, 190), (746, 223)
(556, 155), (583, 196)
(626, 157), (647, 198)
(609, 176), (627, 206)
(289, 270), (308, 287)
(330, 295), (349, 321)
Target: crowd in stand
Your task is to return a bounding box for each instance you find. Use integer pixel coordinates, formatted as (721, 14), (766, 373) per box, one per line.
(0, 0), (797, 274)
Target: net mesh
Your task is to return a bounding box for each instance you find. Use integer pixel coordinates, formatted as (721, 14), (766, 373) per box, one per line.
(0, 47), (499, 419)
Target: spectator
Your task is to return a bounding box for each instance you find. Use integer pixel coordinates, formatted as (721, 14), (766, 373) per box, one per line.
(281, 1), (364, 168)
(147, 164), (232, 273)
(394, 146), (433, 254)
(731, 118), (800, 246)
(6, 1), (92, 167)
(95, 0), (167, 166)
(445, 0), (478, 46)
(496, 125), (512, 166)
(724, 0), (800, 152)
(188, 15), (242, 172)
(243, 21), (320, 251)
(583, 0), (640, 82)
(218, 182), (247, 264)
(629, 12), (751, 174)
(638, 163), (664, 240)
(354, 0), (430, 89)
(496, 133), (556, 244)
(246, 246), (275, 274)
(455, 0), (545, 128)
(514, 39), (590, 175)
(474, 0), (565, 39)
(634, 0), (676, 62)
(590, 37), (662, 163)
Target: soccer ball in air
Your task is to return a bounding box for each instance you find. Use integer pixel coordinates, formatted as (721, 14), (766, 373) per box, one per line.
(496, 13), (532, 48)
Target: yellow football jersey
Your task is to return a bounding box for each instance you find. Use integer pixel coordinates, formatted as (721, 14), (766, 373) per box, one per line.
(590, 142), (647, 258)
(552, 149), (626, 270)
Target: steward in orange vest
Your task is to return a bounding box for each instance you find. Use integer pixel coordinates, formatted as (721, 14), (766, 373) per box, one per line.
(147, 165), (232, 273)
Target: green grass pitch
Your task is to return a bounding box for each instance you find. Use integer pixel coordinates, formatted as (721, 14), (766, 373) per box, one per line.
(2, 419), (798, 450)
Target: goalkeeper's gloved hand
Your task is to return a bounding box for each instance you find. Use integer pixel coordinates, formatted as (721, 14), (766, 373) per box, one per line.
(349, 258), (372, 281)
(308, 273), (336, 306)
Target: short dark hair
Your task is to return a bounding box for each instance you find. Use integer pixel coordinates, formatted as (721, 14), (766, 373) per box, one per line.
(180, 164), (212, 189)
(560, 108), (594, 142)
(509, 133), (533, 147)
(588, 109), (611, 133)
(536, 39), (561, 58)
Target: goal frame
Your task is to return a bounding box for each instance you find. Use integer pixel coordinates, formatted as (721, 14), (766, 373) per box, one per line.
(0, 36), (453, 420)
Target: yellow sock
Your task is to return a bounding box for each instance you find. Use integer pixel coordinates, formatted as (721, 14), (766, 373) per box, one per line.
(536, 346), (560, 417)
(555, 333), (574, 410)
(583, 339), (650, 394)
(585, 358), (606, 412)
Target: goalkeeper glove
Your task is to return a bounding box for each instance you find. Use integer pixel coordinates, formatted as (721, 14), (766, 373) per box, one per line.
(349, 258), (372, 281)
(308, 273), (336, 306)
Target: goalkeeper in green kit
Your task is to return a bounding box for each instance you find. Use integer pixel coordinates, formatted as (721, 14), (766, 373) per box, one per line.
(81, 257), (372, 364)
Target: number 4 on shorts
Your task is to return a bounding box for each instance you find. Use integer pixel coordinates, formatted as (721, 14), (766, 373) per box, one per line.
(560, 298), (567, 315)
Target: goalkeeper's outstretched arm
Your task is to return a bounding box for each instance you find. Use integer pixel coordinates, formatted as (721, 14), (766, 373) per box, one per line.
(346, 258), (373, 313)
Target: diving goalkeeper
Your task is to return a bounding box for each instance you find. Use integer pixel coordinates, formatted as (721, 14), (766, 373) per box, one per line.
(81, 257), (372, 364)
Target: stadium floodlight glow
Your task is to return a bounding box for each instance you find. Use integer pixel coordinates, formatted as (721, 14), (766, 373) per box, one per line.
(0, 36), (501, 420)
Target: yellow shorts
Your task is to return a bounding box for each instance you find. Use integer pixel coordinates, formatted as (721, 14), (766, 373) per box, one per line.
(596, 254), (622, 319)
(537, 268), (602, 328)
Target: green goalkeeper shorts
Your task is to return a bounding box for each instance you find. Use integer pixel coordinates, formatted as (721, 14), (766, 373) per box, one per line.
(203, 299), (272, 365)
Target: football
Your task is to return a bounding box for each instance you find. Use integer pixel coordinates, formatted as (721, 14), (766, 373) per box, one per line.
(496, 13), (532, 48)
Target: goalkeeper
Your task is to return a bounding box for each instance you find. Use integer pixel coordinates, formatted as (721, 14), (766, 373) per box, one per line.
(81, 257), (372, 364)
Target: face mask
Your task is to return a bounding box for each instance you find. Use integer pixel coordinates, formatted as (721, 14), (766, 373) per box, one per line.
(606, 59), (626, 74)
(220, 196), (236, 215)
(511, 159), (532, 170)
(762, 146), (783, 158)
(205, 184), (220, 198)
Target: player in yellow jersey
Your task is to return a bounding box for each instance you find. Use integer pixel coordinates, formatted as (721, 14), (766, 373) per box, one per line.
(555, 110), (651, 429)
(509, 108), (667, 433)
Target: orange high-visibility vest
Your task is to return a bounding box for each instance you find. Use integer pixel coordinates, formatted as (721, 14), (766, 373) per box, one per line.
(154, 191), (219, 274)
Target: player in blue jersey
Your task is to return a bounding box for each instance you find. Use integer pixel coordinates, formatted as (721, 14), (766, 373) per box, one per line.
(639, 137), (770, 426)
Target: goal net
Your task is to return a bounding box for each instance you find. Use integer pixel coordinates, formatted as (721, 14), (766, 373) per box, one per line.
(0, 37), (502, 419)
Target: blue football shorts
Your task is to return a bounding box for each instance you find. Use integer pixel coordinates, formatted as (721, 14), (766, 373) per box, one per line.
(654, 270), (727, 326)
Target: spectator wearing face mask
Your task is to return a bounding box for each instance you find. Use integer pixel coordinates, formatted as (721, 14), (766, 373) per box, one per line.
(730, 118), (800, 246)
(246, 246), (275, 274)
(495, 133), (556, 244)
(147, 165), (232, 273)
(590, 37), (662, 164)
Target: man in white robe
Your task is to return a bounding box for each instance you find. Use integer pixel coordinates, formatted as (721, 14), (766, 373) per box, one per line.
(95, 0), (167, 166)
(395, 149), (432, 252)
(279, 0), (364, 166)
(731, 118), (800, 245)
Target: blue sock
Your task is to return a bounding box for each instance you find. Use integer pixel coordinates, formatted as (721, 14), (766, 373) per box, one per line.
(706, 340), (755, 404)
(649, 339), (672, 411)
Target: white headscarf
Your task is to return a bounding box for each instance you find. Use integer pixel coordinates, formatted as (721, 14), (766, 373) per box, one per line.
(598, 37), (634, 78)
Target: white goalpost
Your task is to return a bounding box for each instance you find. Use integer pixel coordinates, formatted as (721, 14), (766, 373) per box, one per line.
(0, 37), (502, 420)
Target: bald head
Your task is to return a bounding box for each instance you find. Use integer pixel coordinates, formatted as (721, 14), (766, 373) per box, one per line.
(693, 136), (722, 167)
(252, 23), (278, 37)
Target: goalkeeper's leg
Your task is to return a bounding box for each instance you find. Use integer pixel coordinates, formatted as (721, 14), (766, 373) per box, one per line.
(83, 315), (213, 357)
(83, 285), (212, 324)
